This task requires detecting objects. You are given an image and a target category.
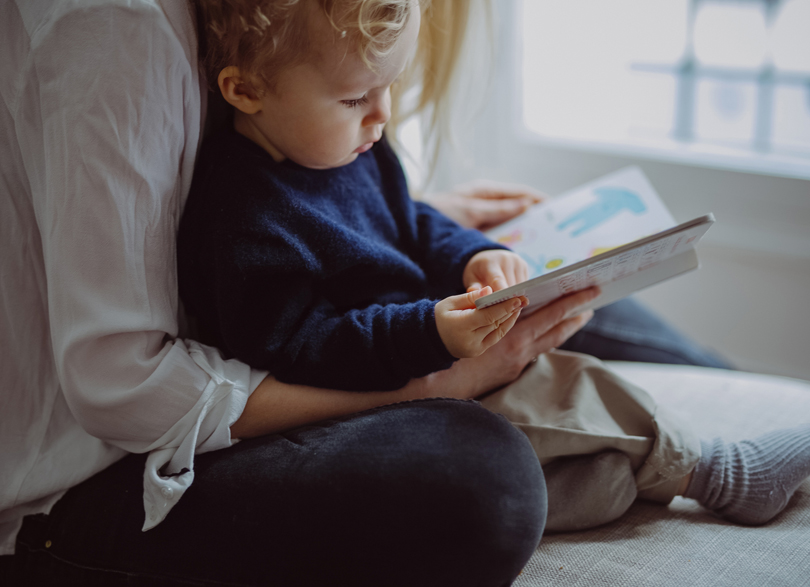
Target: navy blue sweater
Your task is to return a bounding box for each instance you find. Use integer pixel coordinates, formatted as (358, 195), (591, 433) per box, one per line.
(178, 129), (504, 391)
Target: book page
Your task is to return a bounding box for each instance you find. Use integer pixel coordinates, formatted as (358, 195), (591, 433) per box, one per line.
(485, 166), (677, 279)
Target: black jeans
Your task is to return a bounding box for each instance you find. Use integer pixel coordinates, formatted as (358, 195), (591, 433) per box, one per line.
(559, 298), (733, 369)
(3, 399), (546, 587)
(2, 299), (731, 586)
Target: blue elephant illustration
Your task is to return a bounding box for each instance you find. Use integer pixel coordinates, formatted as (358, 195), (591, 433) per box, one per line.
(556, 187), (646, 237)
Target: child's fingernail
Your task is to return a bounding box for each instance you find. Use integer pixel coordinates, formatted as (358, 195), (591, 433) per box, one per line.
(512, 299), (521, 309)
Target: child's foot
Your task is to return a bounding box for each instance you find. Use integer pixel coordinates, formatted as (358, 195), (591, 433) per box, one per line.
(684, 424), (810, 525)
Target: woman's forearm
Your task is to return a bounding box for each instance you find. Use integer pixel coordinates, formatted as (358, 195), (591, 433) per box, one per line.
(230, 362), (492, 439)
(230, 375), (434, 439)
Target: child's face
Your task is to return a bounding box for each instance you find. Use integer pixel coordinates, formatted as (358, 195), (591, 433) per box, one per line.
(246, 6), (420, 169)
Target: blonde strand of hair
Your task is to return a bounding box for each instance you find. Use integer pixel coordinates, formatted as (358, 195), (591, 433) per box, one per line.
(389, 0), (493, 189)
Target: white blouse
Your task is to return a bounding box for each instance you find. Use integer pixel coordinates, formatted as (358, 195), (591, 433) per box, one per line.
(0, 0), (267, 555)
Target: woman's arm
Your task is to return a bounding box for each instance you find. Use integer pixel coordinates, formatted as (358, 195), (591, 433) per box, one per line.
(232, 287), (599, 438)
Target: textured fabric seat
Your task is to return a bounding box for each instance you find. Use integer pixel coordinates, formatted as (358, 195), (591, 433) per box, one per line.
(516, 363), (810, 587)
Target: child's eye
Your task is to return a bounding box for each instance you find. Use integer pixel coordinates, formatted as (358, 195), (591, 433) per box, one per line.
(341, 96), (369, 109)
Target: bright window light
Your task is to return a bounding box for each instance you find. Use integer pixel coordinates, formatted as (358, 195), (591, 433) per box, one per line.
(695, 79), (758, 146)
(628, 72), (678, 139)
(521, 0), (686, 142)
(693, 3), (768, 69)
(771, 0), (810, 72)
(772, 85), (810, 151)
(519, 0), (810, 179)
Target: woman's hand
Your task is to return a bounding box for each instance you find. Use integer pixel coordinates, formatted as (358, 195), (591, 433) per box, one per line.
(411, 286), (600, 400)
(424, 180), (546, 231)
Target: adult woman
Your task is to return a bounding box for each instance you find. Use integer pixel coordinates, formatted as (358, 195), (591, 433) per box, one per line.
(0, 1), (727, 585)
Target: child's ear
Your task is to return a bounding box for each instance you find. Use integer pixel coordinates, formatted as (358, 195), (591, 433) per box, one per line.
(218, 66), (262, 114)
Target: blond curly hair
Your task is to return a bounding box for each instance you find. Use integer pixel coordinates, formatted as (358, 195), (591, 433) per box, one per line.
(195, 0), (417, 92)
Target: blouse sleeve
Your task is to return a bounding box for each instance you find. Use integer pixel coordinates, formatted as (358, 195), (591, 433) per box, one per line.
(25, 3), (265, 530)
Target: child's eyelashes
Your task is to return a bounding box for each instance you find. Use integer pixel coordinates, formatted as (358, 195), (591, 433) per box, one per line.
(341, 96), (369, 109)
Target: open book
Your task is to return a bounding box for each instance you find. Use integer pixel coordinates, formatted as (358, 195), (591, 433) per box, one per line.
(476, 167), (715, 315)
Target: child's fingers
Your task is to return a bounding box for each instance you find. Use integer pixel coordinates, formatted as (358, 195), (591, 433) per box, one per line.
(443, 286), (493, 310)
(515, 257), (529, 284)
(473, 257), (509, 292)
(469, 296), (523, 330)
(485, 253), (529, 290)
(516, 255), (529, 285)
(435, 291), (527, 358)
(480, 303), (522, 348)
(504, 257), (526, 287)
(486, 264), (509, 292)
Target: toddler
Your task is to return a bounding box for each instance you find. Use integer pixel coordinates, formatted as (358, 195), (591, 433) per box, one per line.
(180, 0), (527, 392)
(180, 0), (810, 533)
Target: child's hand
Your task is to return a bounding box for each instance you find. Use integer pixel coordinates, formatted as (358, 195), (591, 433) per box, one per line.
(463, 250), (528, 293)
(435, 287), (528, 359)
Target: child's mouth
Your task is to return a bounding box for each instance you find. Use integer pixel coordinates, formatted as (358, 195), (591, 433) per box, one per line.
(354, 142), (374, 153)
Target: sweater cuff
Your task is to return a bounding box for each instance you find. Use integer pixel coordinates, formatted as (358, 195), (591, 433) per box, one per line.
(427, 301), (458, 366)
(387, 299), (456, 382)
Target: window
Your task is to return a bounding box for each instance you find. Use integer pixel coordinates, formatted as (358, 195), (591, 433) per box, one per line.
(520, 0), (810, 179)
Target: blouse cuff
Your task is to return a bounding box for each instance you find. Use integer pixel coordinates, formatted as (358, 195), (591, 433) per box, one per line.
(141, 340), (268, 531)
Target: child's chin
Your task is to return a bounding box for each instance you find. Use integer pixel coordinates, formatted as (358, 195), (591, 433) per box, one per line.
(297, 152), (358, 169)
(331, 152), (360, 168)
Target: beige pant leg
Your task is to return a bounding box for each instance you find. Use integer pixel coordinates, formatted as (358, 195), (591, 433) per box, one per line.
(479, 350), (701, 504)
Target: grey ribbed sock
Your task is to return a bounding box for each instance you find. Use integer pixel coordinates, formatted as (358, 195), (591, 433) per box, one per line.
(684, 424), (810, 525)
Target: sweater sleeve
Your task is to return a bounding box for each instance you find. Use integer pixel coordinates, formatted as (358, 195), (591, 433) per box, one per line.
(411, 201), (510, 294)
(207, 199), (457, 392)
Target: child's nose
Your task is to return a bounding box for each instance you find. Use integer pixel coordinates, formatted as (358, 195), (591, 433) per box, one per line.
(363, 93), (391, 127)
